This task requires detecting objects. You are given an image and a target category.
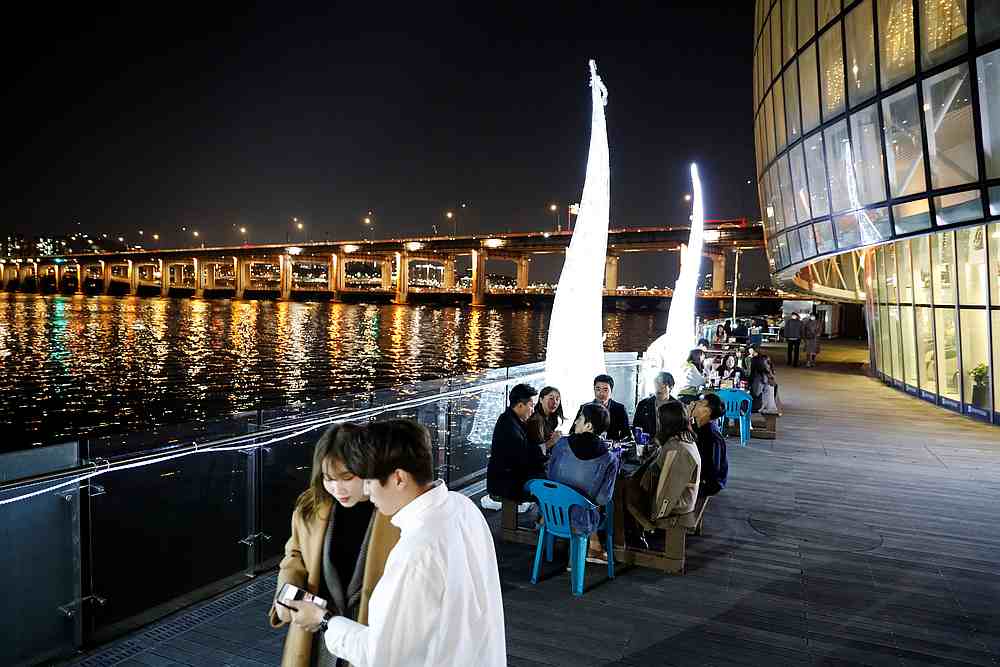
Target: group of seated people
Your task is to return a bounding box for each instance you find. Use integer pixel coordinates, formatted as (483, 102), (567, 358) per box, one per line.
(485, 373), (731, 550)
(675, 342), (781, 415)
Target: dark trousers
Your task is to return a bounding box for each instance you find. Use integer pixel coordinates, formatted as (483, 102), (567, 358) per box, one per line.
(786, 338), (801, 367)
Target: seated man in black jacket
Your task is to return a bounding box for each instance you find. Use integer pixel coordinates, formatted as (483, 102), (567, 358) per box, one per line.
(634, 371), (675, 441)
(593, 374), (631, 441)
(691, 393), (728, 496)
(486, 383), (545, 503)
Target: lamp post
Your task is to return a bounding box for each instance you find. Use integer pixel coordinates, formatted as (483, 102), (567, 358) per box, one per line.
(363, 211), (374, 240)
(548, 203), (561, 231)
(288, 217), (304, 242)
(445, 211), (455, 236)
(239, 226), (248, 245)
(731, 248), (742, 326)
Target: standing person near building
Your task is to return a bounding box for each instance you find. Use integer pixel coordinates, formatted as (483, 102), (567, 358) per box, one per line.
(270, 424), (400, 667)
(486, 384), (544, 503)
(287, 420), (506, 667)
(803, 314), (822, 367)
(593, 374), (631, 441)
(782, 312), (803, 367)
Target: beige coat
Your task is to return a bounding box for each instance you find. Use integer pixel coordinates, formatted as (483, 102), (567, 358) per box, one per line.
(268, 500), (400, 667)
(626, 435), (701, 531)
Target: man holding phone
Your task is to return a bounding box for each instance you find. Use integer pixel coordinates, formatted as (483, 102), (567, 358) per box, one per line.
(287, 419), (506, 666)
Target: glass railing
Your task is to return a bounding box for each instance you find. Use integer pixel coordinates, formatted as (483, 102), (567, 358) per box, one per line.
(0, 353), (641, 667)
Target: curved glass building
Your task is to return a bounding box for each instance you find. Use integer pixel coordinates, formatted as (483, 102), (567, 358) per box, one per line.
(753, 0), (1000, 424)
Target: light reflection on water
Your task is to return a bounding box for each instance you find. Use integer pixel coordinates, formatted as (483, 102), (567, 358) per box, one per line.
(0, 293), (672, 451)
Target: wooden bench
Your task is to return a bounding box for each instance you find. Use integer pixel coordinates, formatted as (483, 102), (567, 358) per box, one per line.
(750, 413), (778, 439)
(500, 499), (541, 546)
(611, 495), (711, 574)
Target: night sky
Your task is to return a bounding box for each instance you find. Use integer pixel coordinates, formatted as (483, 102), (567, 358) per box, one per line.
(2, 2), (767, 285)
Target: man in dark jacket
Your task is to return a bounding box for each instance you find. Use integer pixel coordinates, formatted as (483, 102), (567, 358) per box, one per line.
(633, 371), (675, 440)
(782, 313), (803, 367)
(486, 384), (544, 503)
(691, 393), (728, 496)
(593, 374), (631, 441)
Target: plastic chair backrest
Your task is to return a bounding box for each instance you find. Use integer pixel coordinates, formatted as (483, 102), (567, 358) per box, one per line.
(715, 388), (751, 419)
(525, 479), (597, 539)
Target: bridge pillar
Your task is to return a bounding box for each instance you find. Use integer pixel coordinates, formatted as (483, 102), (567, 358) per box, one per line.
(327, 255), (338, 297)
(160, 260), (170, 297)
(279, 255), (293, 300)
(380, 258), (393, 290)
(234, 258), (247, 298)
(711, 253), (726, 293)
(471, 250), (487, 307)
(100, 261), (112, 295)
(73, 265), (84, 293)
(193, 258), (205, 298)
(604, 255), (619, 291)
(394, 252), (409, 304)
(516, 256), (530, 289)
(442, 258), (456, 289)
(126, 260), (137, 294)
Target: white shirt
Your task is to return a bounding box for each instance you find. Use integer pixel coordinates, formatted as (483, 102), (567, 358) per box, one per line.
(323, 481), (506, 666)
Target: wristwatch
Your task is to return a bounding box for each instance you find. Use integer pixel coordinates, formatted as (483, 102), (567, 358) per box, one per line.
(318, 609), (334, 634)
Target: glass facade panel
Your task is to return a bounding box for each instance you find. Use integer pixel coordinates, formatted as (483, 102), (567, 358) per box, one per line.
(800, 44), (822, 131)
(799, 0), (816, 47)
(849, 103), (887, 204)
(819, 0), (841, 28)
(900, 305), (919, 386)
(977, 0), (1000, 45)
(934, 189), (983, 226)
(773, 7), (784, 80)
(834, 211), (862, 248)
(960, 309), (990, 410)
(789, 226), (805, 262)
(994, 311), (1000, 410)
(765, 91), (776, 161)
(915, 306), (938, 392)
(845, 0), (877, 106)
(896, 238), (913, 303)
(878, 0), (916, 89)
(919, 0), (968, 70)
(879, 305), (893, 374)
(804, 133), (830, 215)
(885, 242), (899, 300)
(955, 225), (988, 305)
(889, 303), (904, 380)
(991, 186), (1000, 216)
(922, 64), (979, 189)
(814, 218), (837, 253)
(860, 206), (893, 243)
(820, 23), (846, 119)
(893, 198), (931, 233)
(991, 223), (1000, 306)
(778, 155), (797, 226)
(800, 224), (818, 256)
(789, 144), (812, 221)
(783, 0), (797, 63)
(978, 50), (1000, 179)
(764, 14), (772, 88)
(774, 79), (788, 150)
(935, 308), (961, 400)
(784, 64), (802, 143)
(882, 86), (927, 197)
(911, 234), (933, 303)
(932, 230), (956, 305)
(824, 120), (855, 212)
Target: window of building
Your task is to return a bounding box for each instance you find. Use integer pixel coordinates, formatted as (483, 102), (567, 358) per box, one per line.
(878, 0), (916, 89)
(824, 120), (855, 212)
(804, 133), (831, 216)
(789, 143), (812, 221)
(990, 222), (1000, 306)
(876, 245), (888, 303)
(978, 50), (1000, 179)
(935, 308), (961, 401)
(799, 224), (818, 257)
(934, 189), (983, 226)
(893, 198), (931, 234)
(993, 311), (1000, 410)
(783, 0), (797, 63)
(834, 211), (862, 248)
(764, 14), (773, 89)
(912, 235), (933, 303)
(991, 186), (1000, 217)
(932, 230), (957, 305)
(882, 86), (927, 197)
(919, 0), (968, 70)
(900, 305), (919, 386)
(820, 23), (846, 119)
(776, 232), (791, 267)
(778, 155), (797, 226)
(774, 78), (788, 151)
(896, 239), (913, 303)
(773, 6), (784, 80)
(849, 103), (887, 205)
(845, 0), (877, 106)
(789, 228), (804, 262)
(861, 206), (893, 244)
(960, 309), (990, 410)
(886, 241), (900, 301)
(819, 0), (841, 28)
(799, 0), (816, 47)
(765, 91), (776, 161)
(915, 306), (938, 392)
(814, 218), (837, 253)
(784, 64), (802, 143)
(956, 226), (988, 305)
(766, 168), (785, 232)
(879, 305), (893, 375)
(922, 64), (979, 189)
(800, 44), (822, 131)
(977, 0), (1000, 45)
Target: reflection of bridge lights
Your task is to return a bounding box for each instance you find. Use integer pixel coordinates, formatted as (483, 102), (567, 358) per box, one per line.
(483, 238), (504, 249)
(342, 244), (359, 253)
(286, 247), (303, 256)
(405, 241), (423, 251)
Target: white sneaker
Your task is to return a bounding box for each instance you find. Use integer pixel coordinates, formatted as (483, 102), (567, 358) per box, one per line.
(479, 496), (502, 511)
(517, 502), (534, 513)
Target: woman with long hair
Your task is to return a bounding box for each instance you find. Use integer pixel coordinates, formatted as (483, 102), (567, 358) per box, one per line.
(525, 386), (564, 452)
(675, 349), (708, 404)
(749, 355), (780, 415)
(720, 353), (744, 384)
(269, 424), (400, 667)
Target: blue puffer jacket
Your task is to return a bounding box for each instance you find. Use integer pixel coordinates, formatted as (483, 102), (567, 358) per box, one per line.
(546, 433), (622, 534)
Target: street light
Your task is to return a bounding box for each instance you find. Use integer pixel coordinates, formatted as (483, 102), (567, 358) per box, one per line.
(548, 203), (562, 231)
(445, 211), (455, 236)
(684, 194), (692, 202)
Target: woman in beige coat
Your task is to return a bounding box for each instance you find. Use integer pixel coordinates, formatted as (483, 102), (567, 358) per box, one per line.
(269, 423), (400, 667)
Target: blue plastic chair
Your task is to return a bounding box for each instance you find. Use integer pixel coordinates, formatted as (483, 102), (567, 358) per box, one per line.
(524, 479), (614, 596)
(714, 388), (752, 447)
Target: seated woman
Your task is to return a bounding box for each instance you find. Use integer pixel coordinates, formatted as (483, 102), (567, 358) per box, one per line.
(749, 355), (780, 415)
(546, 402), (622, 536)
(525, 386), (564, 453)
(719, 353), (745, 385)
(675, 349), (708, 404)
(270, 424), (401, 667)
(626, 401), (701, 532)
(711, 323), (727, 346)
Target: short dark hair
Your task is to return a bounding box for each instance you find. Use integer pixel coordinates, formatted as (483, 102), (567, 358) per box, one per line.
(655, 371), (675, 389)
(697, 338), (710, 348)
(577, 401), (610, 435)
(655, 401), (691, 444)
(508, 383), (537, 407)
(341, 419), (434, 486)
(700, 393), (726, 420)
(593, 374), (614, 390)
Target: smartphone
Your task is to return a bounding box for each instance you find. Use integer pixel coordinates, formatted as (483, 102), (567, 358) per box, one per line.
(278, 583), (328, 610)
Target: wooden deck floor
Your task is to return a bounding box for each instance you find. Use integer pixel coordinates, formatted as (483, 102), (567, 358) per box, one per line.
(65, 341), (1000, 666)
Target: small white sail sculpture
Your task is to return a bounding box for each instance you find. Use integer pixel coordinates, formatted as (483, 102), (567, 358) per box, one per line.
(543, 60), (610, 421)
(641, 163), (706, 395)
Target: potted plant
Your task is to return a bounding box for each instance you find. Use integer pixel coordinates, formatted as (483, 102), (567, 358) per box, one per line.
(970, 362), (990, 409)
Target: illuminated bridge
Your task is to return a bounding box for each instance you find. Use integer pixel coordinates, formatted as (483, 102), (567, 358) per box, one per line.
(2, 220), (764, 305)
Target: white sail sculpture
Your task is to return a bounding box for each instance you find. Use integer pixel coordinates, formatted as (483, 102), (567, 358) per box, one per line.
(641, 163), (706, 395)
(543, 59), (611, 421)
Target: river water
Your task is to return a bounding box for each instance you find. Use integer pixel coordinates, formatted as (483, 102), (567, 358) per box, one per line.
(1, 293), (679, 451)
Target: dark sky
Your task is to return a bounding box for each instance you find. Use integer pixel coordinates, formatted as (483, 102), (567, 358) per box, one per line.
(2, 2), (767, 285)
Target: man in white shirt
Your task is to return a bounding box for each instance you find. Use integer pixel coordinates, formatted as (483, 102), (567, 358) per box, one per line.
(288, 419), (506, 667)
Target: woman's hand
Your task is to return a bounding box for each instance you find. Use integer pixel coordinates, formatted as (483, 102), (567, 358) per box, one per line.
(286, 600), (328, 633)
(546, 430), (562, 449)
(274, 602), (292, 624)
